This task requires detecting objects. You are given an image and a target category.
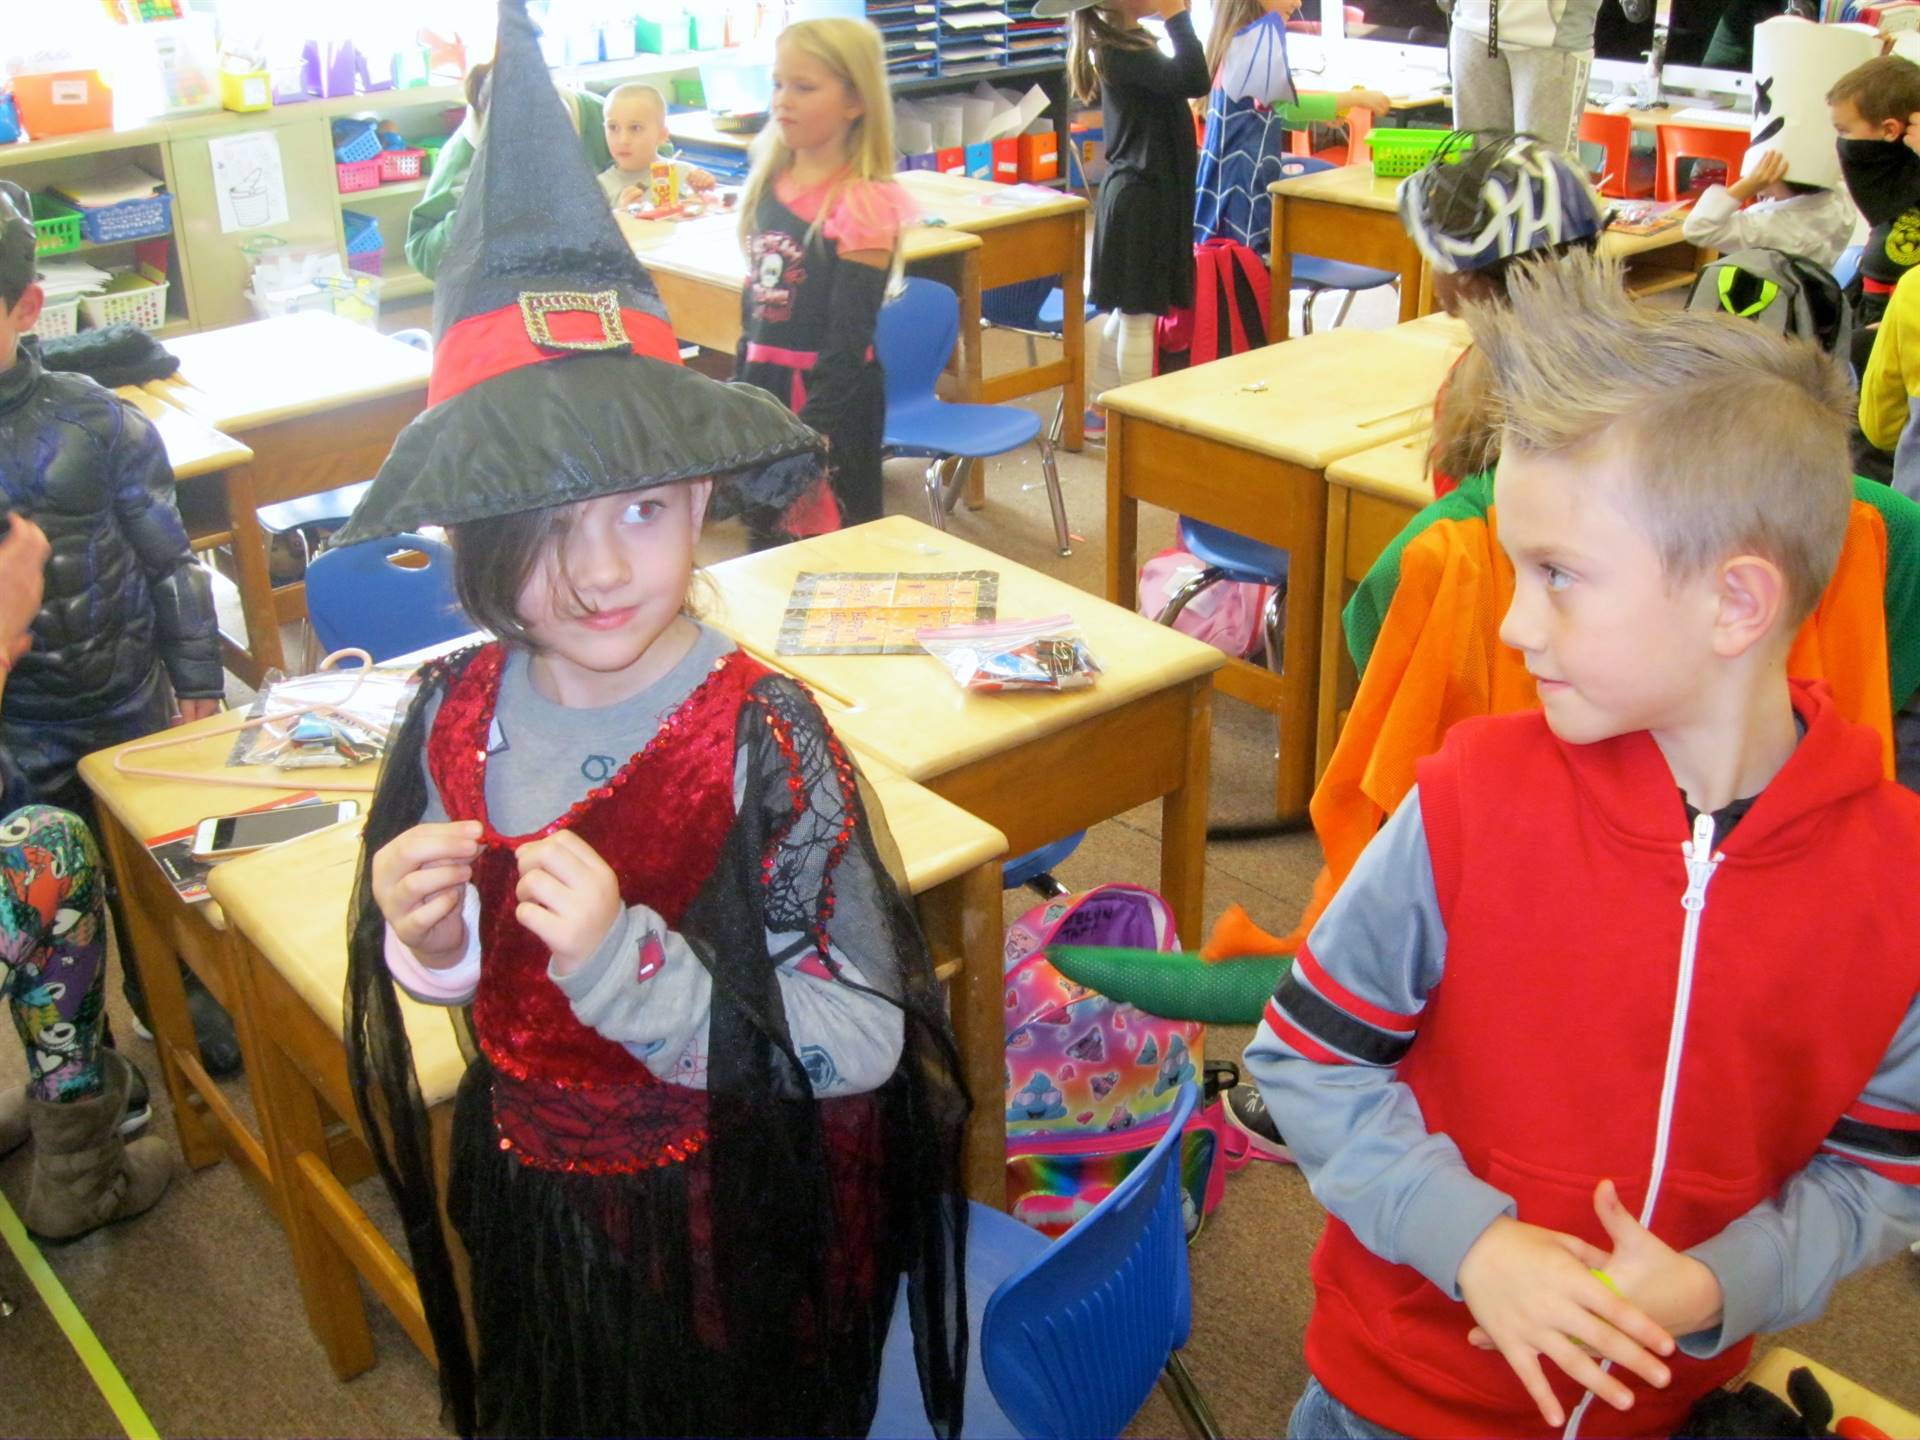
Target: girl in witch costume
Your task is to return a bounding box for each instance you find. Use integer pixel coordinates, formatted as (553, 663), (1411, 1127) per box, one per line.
(735, 19), (915, 543)
(341, 8), (969, 1438)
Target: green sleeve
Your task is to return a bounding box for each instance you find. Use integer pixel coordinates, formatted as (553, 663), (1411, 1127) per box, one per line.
(404, 128), (475, 280)
(1276, 92), (1341, 126)
(1852, 475), (1920, 709)
(1342, 468), (1495, 675)
(402, 91), (613, 282)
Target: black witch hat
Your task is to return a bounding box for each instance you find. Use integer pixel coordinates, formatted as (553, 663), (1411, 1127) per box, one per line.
(335, 0), (821, 546)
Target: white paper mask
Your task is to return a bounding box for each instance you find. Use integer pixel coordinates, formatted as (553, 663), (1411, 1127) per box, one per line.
(1748, 17), (1879, 194)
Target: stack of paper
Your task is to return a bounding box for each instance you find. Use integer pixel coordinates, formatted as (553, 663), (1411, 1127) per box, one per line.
(52, 162), (165, 211)
(34, 256), (112, 301)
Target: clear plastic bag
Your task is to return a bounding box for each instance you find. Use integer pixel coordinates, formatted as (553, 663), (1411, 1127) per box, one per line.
(917, 614), (1102, 693)
(227, 661), (413, 770)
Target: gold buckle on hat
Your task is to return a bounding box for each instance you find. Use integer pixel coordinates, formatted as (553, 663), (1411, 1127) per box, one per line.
(519, 290), (630, 351)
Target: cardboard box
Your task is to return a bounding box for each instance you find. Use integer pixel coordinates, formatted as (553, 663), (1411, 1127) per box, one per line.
(1017, 129), (1059, 184)
(13, 70), (114, 139)
(992, 136), (1020, 182)
(936, 146), (967, 176)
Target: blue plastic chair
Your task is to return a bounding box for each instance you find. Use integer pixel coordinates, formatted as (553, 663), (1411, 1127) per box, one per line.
(867, 1083), (1217, 1440)
(1272, 155), (1400, 334)
(303, 533), (470, 665)
(877, 278), (1073, 556)
(981, 279), (1100, 446)
(1002, 830), (1084, 898)
(1157, 517), (1289, 675)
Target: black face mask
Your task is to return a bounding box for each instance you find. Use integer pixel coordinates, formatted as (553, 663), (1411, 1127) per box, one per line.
(1836, 137), (1920, 224)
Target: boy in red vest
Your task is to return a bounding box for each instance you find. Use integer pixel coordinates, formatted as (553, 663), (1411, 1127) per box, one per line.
(1246, 251), (1920, 1440)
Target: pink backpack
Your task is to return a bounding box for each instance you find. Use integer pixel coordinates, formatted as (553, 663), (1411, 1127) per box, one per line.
(1136, 546), (1277, 659)
(1003, 884), (1230, 1239)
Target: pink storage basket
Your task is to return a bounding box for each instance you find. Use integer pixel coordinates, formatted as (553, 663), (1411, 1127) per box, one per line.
(336, 158), (383, 193)
(378, 147), (426, 182)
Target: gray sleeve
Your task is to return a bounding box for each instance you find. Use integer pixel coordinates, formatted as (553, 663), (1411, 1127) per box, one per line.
(1242, 789), (1517, 1299)
(1678, 990), (1920, 1356)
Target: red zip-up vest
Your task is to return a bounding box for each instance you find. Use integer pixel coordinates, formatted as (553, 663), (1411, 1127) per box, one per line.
(1306, 681), (1920, 1438)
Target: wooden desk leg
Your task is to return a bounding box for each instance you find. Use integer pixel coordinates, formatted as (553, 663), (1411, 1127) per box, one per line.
(1105, 414), (1139, 611)
(1398, 247), (1426, 324)
(95, 814), (222, 1170)
(1161, 677), (1214, 948)
(225, 461), (287, 688)
(1062, 212), (1087, 452)
(1270, 197), (1293, 343)
(922, 862), (1009, 1210)
(957, 247), (987, 511)
(247, 956), (378, 1381)
(1316, 487), (1351, 782)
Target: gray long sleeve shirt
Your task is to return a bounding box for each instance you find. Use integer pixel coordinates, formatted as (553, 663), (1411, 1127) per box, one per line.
(1243, 788), (1920, 1356)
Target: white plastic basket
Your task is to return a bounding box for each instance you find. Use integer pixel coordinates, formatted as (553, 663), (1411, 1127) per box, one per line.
(79, 279), (169, 333)
(28, 295), (82, 339)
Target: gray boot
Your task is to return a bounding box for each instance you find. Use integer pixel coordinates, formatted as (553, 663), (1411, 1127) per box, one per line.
(0, 1086), (24, 1158)
(23, 1050), (174, 1243)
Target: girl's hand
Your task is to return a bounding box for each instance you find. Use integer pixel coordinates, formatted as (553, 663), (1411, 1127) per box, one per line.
(1347, 87), (1393, 115)
(516, 830), (622, 975)
(1457, 1215), (1676, 1428)
(372, 821), (483, 966)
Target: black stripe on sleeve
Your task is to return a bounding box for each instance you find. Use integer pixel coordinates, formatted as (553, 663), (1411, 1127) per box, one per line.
(1272, 971), (1413, 1068)
(1829, 1115), (1920, 1161)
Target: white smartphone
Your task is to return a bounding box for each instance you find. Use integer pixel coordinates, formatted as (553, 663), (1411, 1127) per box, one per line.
(191, 801), (359, 860)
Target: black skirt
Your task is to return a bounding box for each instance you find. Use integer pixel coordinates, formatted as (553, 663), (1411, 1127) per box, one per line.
(1092, 170), (1197, 316)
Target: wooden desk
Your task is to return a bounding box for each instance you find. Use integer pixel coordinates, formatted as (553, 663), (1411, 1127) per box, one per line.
(704, 515), (1224, 944)
(148, 313), (431, 687)
(1268, 164), (1426, 340)
(113, 385), (254, 483)
(1600, 213), (1710, 298)
(76, 710), (378, 1223)
(1317, 432), (1432, 778)
(1101, 320), (1468, 819)
(208, 756), (1009, 1381)
(1620, 102), (1749, 134)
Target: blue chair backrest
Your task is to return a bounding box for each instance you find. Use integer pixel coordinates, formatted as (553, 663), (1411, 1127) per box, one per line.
(876, 277), (961, 409)
(1834, 243), (1865, 292)
(981, 276), (1058, 331)
(305, 533), (470, 663)
(982, 1082), (1198, 1440)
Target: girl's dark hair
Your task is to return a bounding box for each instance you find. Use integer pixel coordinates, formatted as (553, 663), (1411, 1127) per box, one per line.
(464, 60), (494, 117)
(448, 505), (576, 651)
(1068, 5), (1154, 104)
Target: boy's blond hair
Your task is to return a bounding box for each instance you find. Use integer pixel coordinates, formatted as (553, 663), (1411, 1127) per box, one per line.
(739, 19), (898, 256)
(605, 81), (667, 122)
(1466, 251), (1854, 627)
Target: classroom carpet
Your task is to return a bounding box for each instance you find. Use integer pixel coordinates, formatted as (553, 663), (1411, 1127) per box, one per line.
(2, 294), (1915, 1437)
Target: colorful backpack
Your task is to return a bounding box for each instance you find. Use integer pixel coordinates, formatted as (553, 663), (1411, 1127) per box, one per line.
(1155, 237), (1271, 375)
(1003, 884), (1227, 1239)
(1136, 544), (1278, 659)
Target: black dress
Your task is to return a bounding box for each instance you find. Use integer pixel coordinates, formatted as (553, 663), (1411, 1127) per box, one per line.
(736, 184), (891, 533)
(1091, 9), (1214, 316)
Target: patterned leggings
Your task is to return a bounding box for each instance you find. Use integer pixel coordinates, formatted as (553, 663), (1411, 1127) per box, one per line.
(0, 806), (107, 1102)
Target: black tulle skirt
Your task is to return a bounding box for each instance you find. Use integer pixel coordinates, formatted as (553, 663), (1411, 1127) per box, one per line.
(447, 1057), (898, 1439)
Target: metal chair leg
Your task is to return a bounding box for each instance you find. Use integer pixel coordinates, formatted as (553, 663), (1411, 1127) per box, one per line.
(940, 456), (968, 515)
(1261, 581), (1289, 675)
(1036, 438), (1071, 556)
(1155, 567), (1227, 627)
(1331, 289), (1358, 329)
(1160, 1352), (1223, 1440)
(924, 457), (950, 530)
(1048, 393), (1066, 448)
(1300, 288), (1315, 336)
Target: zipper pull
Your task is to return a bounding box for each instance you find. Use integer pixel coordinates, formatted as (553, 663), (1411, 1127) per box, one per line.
(1680, 811), (1722, 913)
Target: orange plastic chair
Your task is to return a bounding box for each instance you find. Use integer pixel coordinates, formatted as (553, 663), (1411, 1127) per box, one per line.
(1655, 122), (1749, 202)
(1578, 110), (1653, 199)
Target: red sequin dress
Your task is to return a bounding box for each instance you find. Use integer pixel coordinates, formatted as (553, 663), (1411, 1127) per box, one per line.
(346, 642), (971, 1440)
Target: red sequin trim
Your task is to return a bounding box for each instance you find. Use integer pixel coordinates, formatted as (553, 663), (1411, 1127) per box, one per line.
(491, 1068), (708, 1174)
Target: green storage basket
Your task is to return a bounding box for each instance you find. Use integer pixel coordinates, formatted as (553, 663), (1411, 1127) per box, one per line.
(30, 195), (83, 257)
(1367, 128), (1469, 180)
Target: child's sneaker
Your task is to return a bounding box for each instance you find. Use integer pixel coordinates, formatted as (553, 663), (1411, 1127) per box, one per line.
(1223, 1082), (1294, 1163)
(1082, 407), (1107, 442)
